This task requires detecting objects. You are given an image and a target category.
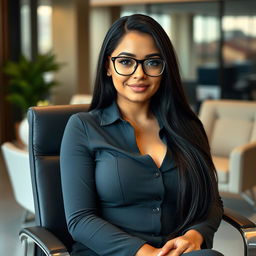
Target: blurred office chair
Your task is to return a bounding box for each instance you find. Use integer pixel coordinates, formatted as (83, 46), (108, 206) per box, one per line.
(1, 142), (35, 223)
(199, 100), (256, 207)
(19, 104), (256, 256)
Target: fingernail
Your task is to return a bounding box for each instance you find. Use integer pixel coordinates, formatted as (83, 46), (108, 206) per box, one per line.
(157, 251), (163, 256)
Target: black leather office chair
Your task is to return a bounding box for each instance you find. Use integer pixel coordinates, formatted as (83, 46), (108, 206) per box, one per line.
(19, 105), (256, 256)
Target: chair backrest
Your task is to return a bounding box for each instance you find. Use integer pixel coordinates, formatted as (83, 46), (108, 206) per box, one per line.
(28, 104), (89, 251)
(199, 100), (256, 157)
(1, 142), (34, 213)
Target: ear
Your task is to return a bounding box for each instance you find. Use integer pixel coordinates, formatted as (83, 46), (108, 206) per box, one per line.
(105, 56), (112, 77)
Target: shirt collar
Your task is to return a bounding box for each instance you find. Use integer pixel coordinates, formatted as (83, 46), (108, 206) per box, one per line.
(100, 101), (164, 130)
(100, 101), (122, 126)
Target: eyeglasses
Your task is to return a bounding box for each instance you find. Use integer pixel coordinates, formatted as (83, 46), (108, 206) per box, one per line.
(111, 56), (165, 77)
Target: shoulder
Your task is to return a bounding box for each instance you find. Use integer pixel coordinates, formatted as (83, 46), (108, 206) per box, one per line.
(68, 109), (102, 127)
(62, 110), (102, 146)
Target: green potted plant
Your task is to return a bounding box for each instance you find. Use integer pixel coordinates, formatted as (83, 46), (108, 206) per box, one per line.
(3, 51), (62, 116)
(3, 52), (63, 146)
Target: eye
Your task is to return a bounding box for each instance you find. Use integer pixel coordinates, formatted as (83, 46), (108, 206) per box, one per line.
(146, 59), (162, 67)
(117, 58), (134, 66)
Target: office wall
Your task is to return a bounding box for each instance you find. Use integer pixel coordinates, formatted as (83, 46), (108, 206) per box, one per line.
(51, 0), (90, 104)
(89, 7), (121, 88)
(170, 13), (196, 80)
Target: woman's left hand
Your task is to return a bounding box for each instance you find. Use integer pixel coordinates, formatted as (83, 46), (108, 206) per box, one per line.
(157, 229), (203, 256)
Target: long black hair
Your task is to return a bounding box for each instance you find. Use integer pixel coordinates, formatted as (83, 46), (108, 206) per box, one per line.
(89, 14), (220, 236)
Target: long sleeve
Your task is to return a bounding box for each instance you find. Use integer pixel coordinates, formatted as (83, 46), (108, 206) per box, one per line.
(60, 114), (146, 256)
(183, 197), (224, 249)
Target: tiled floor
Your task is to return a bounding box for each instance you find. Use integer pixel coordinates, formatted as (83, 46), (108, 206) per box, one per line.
(0, 151), (255, 256)
(0, 152), (26, 255)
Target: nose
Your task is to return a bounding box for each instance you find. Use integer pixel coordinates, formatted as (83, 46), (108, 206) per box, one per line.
(133, 63), (146, 78)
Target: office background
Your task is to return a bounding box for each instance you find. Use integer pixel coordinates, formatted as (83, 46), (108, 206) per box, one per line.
(0, 0), (256, 255)
(1, 0), (256, 144)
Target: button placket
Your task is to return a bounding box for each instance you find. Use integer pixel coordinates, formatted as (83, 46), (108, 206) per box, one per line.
(151, 167), (164, 236)
(154, 171), (160, 178)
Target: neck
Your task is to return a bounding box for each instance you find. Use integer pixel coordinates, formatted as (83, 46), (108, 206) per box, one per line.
(117, 98), (153, 123)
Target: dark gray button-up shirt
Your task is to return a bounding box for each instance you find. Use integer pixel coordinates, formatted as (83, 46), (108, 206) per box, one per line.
(60, 102), (223, 256)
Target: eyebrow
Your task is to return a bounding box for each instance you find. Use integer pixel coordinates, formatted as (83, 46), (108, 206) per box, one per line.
(117, 52), (161, 58)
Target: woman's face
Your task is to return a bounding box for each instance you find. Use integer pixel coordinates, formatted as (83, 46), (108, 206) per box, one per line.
(107, 31), (163, 105)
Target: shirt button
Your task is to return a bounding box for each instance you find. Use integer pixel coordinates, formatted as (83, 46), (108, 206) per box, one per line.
(152, 207), (160, 213)
(154, 172), (160, 178)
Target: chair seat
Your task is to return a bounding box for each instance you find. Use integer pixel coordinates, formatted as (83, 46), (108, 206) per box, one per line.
(212, 156), (229, 183)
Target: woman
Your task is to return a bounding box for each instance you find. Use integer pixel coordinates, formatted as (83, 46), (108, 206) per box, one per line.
(60, 14), (224, 256)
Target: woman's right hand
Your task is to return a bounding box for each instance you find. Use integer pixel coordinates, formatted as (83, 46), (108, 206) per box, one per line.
(135, 244), (165, 256)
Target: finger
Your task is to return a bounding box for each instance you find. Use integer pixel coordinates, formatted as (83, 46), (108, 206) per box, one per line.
(157, 250), (168, 256)
(157, 240), (176, 256)
(169, 240), (191, 256)
(183, 245), (200, 254)
(160, 239), (175, 254)
(165, 249), (184, 256)
(183, 246), (195, 254)
(157, 248), (172, 256)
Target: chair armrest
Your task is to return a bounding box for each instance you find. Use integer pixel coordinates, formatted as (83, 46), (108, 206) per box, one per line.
(223, 208), (256, 256)
(20, 212), (256, 256)
(19, 226), (70, 256)
(229, 142), (256, 193)
(223, 207), (255, 229)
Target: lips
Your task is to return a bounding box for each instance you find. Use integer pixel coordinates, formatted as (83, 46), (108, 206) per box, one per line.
(127, 84), (149, 93)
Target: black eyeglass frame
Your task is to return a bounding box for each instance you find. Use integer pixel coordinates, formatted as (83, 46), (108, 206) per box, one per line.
(111, 56), (166, 77)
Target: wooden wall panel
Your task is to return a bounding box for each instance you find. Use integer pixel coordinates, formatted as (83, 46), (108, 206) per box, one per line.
(0, 0), (12, 144)
(0, 0), (21, 144)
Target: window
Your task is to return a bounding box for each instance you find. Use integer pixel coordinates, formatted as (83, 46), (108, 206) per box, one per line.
(38, 0), (53, 54)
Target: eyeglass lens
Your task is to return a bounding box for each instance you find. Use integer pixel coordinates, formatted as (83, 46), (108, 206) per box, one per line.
(113, 57), (164, 76)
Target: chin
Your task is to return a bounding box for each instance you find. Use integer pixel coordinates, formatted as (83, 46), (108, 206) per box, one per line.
(126, 95), (152, 104)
